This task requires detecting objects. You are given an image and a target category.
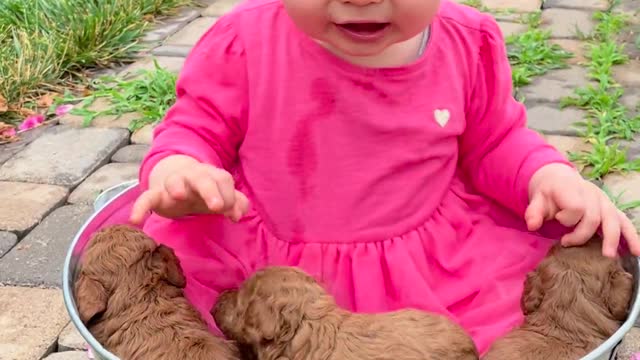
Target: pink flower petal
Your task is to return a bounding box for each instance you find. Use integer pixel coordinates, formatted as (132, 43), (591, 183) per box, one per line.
(0, 128), (16, 137)
(18, 114), (45, 131)
(55, 104), (73, 117)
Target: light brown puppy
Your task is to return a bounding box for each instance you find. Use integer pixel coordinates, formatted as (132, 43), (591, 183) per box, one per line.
(483, 239), (634, 360)
(75, 225), (240, 360)
(213, 266), (479, 360)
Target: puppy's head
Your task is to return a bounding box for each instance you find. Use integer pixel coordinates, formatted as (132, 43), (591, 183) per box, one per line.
(522, 239), (633, 326)
(212, 266), (336, 347)
(74, 225), (186, 324)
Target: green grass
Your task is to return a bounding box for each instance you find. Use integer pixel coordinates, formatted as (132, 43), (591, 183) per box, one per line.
(58, 60), (178, 131)
(461, 2), (574, 90)
(561, 4), (640, 180)
(507, 13), (574, 89)
(0, 0), (190, 124)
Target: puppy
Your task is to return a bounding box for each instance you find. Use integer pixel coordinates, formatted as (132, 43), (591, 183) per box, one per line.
(212, 266), (479, 360)
(75, 225), (240, 360)
(482, 239), (634, 360)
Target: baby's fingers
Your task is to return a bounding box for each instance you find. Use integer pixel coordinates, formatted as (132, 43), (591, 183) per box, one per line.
(130, 189), (163, 224)
(560, 204), (599, 247)
(183, 170), (224, 212)
(525, 193), (550, 231)
(225, 190), (250, 222)
(600, 201), (621, 258)
(620, 210), (640, 256)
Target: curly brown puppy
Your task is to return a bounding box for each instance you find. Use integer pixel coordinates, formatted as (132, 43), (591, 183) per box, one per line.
(212, 266), (479, 360)
(482, 239), (634, 360)
(75, 224), (240, 360)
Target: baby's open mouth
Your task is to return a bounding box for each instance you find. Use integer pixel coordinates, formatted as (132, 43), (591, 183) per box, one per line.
(335, 22), (390, 41)
(337, 22), (390, 34)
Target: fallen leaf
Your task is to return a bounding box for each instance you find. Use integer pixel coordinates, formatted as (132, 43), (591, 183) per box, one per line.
(0, 95), (7, 113)
(16, 107), (35, 117)
(36, 93), (55, 108)
(0, 121), (18, 144)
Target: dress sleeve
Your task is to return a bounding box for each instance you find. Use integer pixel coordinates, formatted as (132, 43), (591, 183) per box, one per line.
(458, 15), (573, 217)
(139, 17), (248, 191)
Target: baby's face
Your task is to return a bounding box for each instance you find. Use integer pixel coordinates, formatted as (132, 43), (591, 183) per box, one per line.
(282, 0), (440, 57)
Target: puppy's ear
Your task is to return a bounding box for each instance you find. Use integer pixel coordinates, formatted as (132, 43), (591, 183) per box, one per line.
(521, 270), (544, 315)
(152, 245), (186, 288)
(605, 267), (633, 321)
(75, 274), (108, 324)
(212, 290), (240, 338)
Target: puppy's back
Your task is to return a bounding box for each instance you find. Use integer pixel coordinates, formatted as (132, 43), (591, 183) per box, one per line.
(482, 328), (585, 360)
(339, 309), (478, 360)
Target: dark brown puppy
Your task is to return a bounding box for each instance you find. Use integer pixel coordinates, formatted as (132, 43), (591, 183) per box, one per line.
(483, 239), (634, 360)
(75, 225), (240, 360)
(213, 266), (479, 360)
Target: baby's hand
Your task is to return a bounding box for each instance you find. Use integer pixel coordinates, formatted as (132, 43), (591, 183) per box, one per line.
(130, 155), (249, 224)
(524, 163), (640, 258)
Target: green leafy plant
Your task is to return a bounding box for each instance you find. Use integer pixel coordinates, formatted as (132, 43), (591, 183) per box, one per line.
(0, 0), (190, 124)
(507, 13), (574, 88)
(60, 59), (177, 131)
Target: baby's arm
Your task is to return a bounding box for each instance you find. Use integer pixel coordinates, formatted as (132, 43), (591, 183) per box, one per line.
(458, 15), (572, 218)
(139, 18), (248, 191)
(132, 18), (250, 222)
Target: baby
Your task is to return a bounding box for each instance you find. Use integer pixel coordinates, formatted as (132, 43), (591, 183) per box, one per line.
(213, 266), (479, 360)
(126, 0), (640, 354)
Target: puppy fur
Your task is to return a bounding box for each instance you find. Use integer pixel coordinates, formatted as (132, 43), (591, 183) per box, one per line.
(482, 239), (634, 360)
(75, 225), (240, 360)
(212, 266), (479, 360)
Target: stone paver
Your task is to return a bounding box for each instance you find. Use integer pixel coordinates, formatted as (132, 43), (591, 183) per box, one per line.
(616, 327), (640, 359)
(131, 124), (155, 145)
(141, 8), (200, 43)
(111, 144), (150, 163)
(520, 66), (591, 104)
(202, 0), (239, 17)
(165, 17), (218, 46)
(482, 0), (542, 12)
(527, 105), (585, 135)
(497, 21), (528, 37)
(549, 39), (587, 65)
(544, 135), (592, 157)
(43, 351), (88, 360)
(0, 205), (93, 287)
(60, 98), (141, 129)
(0, 182), (68, 234)
(613, 60), (640, 87)
(58, 323), (86, 352)
(119, 56), (185, 78)
(0, 126), (128, 188)
(0, 286), (68, 360)
(541, 8), (596, 39)
(0, 122), (57, 166)
(620, 88), (640, 113)
(603, 172), (640, 220)
(69, 163), (139, 205)
(542, 0), (609, 10)
(0, 232), (17, 258)
(151, 44), (192, 57)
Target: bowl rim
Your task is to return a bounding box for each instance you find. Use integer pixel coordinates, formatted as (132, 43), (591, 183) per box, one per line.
(62, 181), (640, 360)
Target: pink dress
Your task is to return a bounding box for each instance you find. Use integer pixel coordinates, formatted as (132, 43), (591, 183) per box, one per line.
(139, 0), (572, 354)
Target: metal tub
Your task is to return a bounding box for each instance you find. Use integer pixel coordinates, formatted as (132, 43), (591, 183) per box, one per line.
(62, 181), (640, 360)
